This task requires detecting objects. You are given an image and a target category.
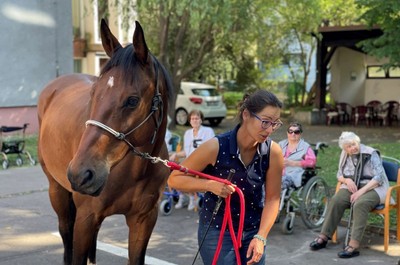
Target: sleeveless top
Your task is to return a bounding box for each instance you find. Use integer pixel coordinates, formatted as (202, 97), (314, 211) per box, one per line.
(279, 138), (312, 187)
(199, 124), (271, 231)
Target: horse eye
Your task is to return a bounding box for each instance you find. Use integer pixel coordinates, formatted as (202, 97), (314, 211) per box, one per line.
(125, 96), (139, 108)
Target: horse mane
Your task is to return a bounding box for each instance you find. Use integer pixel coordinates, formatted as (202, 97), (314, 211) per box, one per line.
(100, 44), (174, 101)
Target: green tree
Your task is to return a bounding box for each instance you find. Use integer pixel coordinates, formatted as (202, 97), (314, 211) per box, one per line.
(266, 0), (362, 107)
(356, 0), (400, 68)
(109, 0), (278, 125)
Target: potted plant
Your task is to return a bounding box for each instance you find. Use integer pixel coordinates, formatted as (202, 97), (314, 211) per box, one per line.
(73, 27), (87, 58)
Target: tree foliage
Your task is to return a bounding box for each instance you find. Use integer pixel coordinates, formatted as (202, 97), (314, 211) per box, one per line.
(93, 0), (368, 112)
(356, 0), (400, 68)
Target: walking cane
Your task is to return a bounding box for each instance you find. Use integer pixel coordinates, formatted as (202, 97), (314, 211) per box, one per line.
(344, 153), (367, 246)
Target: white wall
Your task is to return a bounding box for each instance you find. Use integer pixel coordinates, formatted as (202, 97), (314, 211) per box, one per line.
(330, 47), (400, 107)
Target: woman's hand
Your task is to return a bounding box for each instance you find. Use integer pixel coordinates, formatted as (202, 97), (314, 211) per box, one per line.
(169, 152), (177, 161)
(208, 180), (235, 198)
(283, 159), (299, 167)
(345, 178), (358, 193)
(246, 238), (264, 264)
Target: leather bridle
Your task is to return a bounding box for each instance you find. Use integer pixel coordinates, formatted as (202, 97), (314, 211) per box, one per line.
(85, 62), (164, 155)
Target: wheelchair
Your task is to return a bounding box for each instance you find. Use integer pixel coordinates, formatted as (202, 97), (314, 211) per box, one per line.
(277, 142), (330, 234)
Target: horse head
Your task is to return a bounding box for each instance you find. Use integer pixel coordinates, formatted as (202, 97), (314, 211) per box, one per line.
(67, 19), (172, 196)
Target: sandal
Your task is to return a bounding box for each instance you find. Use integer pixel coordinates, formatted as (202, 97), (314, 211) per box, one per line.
(337, 245), (360, 258)
(309, 236), (328, 251)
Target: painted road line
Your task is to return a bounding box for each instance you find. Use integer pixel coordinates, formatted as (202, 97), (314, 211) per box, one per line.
(52, 232), (178, 265)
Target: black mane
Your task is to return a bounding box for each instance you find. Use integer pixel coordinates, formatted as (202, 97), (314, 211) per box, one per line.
(100, 44), (173, 100)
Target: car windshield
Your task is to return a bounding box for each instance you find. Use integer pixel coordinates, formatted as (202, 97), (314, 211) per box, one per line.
(192, 88), (219, 96)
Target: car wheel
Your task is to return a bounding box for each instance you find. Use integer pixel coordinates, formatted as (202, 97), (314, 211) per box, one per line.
(208, 118), (223, 127)
(175, 109), (188, 126)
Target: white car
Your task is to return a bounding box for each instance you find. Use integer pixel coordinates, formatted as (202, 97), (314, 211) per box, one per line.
(175, 82), (227, 126)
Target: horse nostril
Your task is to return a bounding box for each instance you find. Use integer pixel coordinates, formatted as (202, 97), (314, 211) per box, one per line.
(80, 169), (94, 187)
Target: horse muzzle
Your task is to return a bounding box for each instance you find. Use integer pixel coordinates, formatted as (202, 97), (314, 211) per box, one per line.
(67, 162), (109, 196)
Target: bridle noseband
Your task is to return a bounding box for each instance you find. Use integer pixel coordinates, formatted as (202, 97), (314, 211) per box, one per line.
(85, 62), (163, 156)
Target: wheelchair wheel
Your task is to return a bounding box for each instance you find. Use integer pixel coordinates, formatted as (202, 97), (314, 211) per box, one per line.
(300, 176), (329, 229)
(196, 195), (203, 210)
(281, 215), (294, 234)
(159, 199), (173, 216)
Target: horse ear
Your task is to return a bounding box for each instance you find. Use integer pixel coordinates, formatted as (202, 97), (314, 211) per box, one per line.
(100, 19), (122, 57)
(132, 21), (149, 64)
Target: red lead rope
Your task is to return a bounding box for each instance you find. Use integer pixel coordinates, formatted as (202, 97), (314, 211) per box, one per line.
(167, 161), (245, 265)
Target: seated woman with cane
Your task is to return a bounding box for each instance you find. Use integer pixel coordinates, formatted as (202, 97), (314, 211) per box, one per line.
(309, 131), (389, 258)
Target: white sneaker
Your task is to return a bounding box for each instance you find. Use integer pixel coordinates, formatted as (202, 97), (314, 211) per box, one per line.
(175, 194), (188, 209)
(187, 196), (195, 211)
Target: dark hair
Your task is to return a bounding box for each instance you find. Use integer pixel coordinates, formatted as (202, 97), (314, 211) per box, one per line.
(287, 122), (303, 133)
(237, 90), (283, 123)
(188, 109), (204, 121)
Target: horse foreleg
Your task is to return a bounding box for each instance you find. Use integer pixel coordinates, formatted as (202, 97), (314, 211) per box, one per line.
(88, 230), (99, 264)
(47, 176), (76, 265)
(72, 210), (102, 265)
(126, 207), (158, 265)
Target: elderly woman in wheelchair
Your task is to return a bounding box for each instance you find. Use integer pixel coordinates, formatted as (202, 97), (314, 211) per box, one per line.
(277, 122), (329, 234)
(279, 122), (317, 190)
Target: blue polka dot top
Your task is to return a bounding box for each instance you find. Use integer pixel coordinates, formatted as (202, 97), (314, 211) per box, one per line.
(200, 124), (271, 231)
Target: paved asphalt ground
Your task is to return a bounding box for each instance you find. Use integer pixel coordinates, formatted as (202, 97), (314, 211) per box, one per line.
(0, 118), (399, 265)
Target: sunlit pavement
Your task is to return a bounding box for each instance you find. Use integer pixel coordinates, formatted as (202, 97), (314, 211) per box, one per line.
(0, 162), (399, 264)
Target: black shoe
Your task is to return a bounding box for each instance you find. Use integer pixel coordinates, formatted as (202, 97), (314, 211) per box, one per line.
(309, 236), (328, 251)
(338, 245), (360, 258)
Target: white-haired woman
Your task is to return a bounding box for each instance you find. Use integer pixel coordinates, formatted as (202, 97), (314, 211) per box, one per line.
(309, 131), (389, 258)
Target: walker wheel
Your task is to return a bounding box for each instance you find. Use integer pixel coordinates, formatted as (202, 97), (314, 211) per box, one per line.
(16, 157), (23, 167)
(159, 199), (173, 216)
(2, 159), (9, 170)
(281, 216), (294, 234)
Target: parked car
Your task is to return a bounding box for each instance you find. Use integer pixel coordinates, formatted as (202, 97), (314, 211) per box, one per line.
(175, 82), (227, 126)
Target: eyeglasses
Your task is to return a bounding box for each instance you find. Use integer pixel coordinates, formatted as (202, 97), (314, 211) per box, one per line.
(250, 112), (283, 131)
(287, 129), (301, 135)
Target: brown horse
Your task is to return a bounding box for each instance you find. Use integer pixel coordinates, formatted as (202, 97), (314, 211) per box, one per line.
(37, 19), (172, 265)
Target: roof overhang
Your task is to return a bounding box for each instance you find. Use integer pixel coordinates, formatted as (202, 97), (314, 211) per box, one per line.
(318, 25), (383, 51)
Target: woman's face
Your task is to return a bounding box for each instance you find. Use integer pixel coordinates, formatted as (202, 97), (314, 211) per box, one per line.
(287, 126), (301, 140)
(245, 105), (282, 143)
(189, 114), (202, 129)
(343, 141), (360, 155)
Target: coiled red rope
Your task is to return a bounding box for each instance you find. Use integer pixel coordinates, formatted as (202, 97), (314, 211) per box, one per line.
(167, 161), (245, 265)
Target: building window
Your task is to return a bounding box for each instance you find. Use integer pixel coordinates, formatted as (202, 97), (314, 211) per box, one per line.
(74, 59), (82, 73)
(367, 66), (386, 78)
(367, 65), (400, 79)
(94, 0), (109, 43)
(95, 53), (109, 75)
(389, 67), (400, 78)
